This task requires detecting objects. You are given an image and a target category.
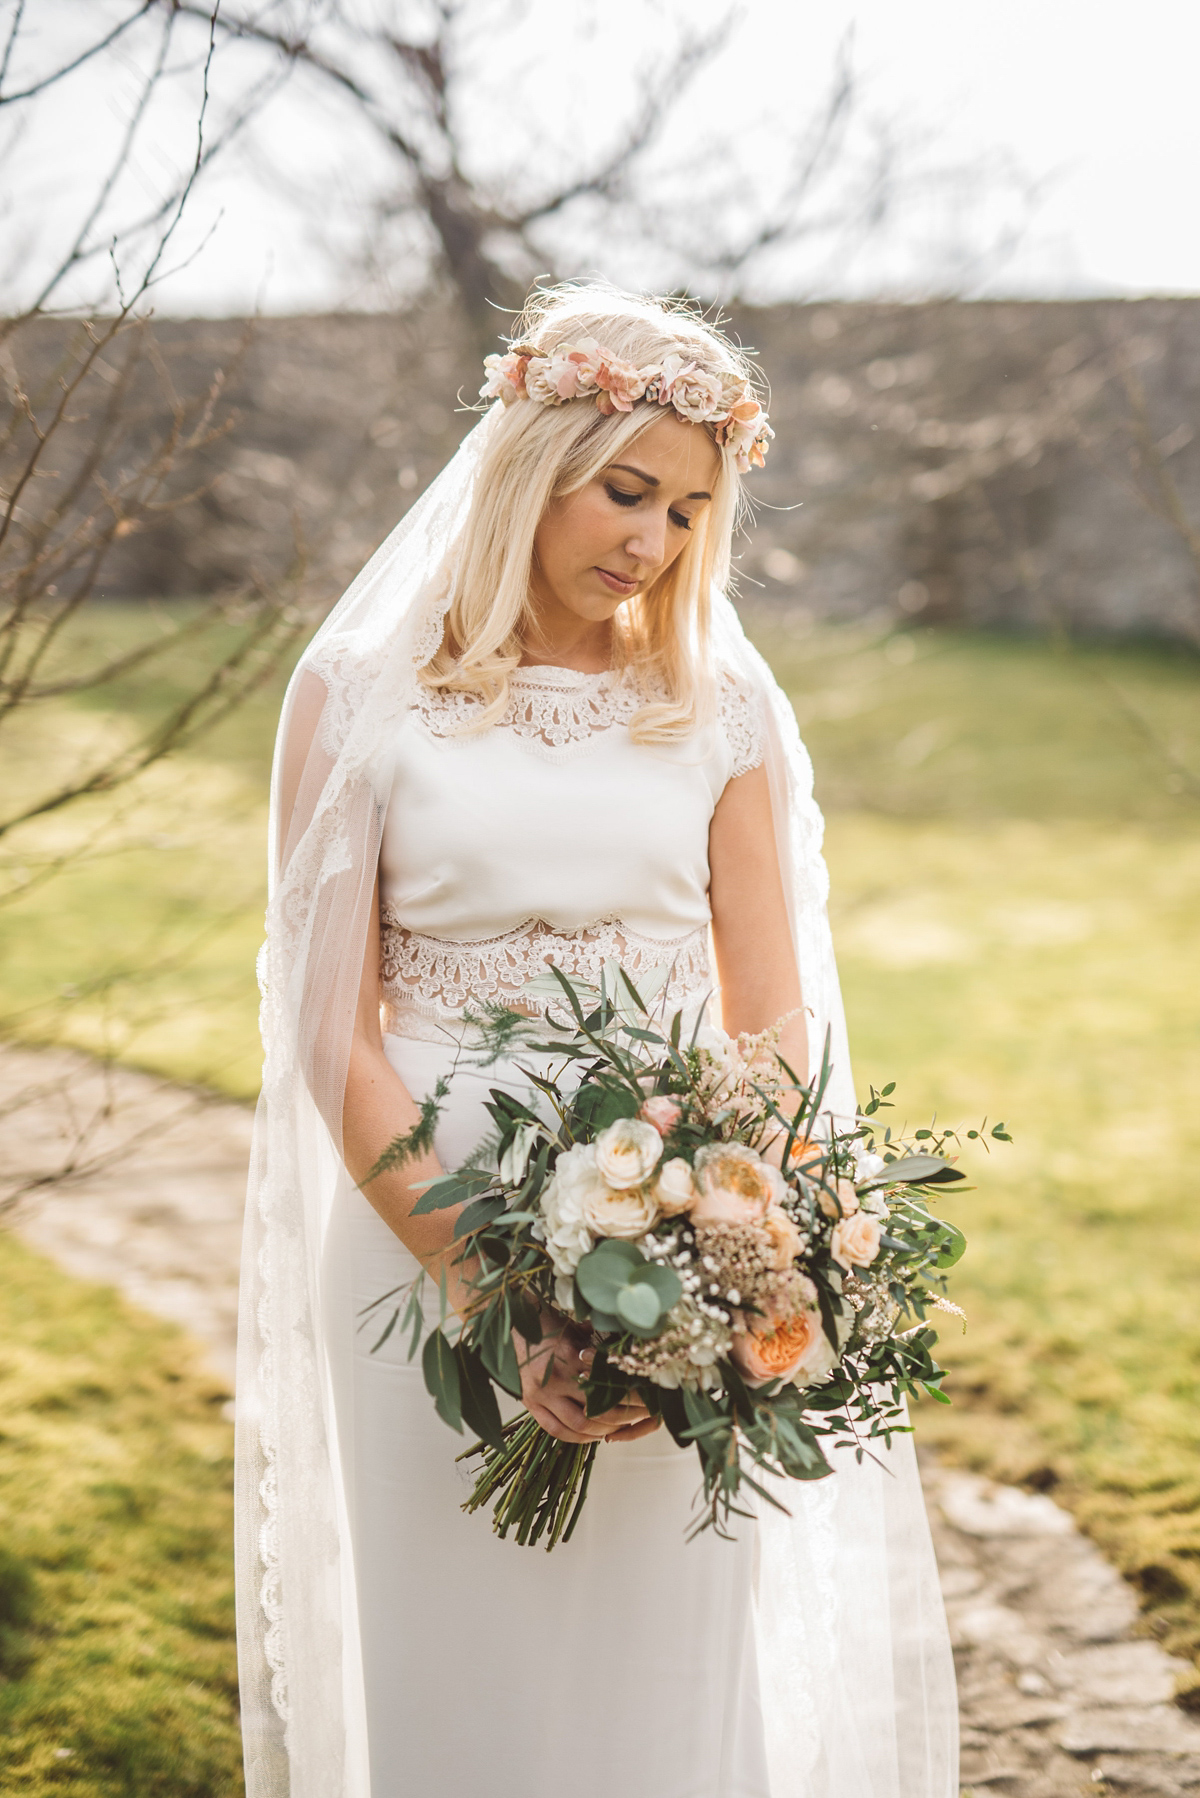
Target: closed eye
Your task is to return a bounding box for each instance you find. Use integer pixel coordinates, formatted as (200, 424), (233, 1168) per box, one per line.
(604, 484), (693, 531)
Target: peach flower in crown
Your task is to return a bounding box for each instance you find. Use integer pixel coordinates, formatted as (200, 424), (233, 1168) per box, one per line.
(479, 333), (772, 473)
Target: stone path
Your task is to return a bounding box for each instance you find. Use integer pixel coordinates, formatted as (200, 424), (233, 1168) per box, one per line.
(4, 1040), (1199, 1796)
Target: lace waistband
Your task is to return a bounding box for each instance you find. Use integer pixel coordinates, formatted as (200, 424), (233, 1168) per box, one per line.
(379, 910), (712, 1034)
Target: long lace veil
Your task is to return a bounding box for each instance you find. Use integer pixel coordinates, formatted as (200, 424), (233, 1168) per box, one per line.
(235, 407), (959, 1798)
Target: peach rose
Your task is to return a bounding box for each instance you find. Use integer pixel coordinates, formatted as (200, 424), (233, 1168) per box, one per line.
(639, 1095), (682, 1137)
(760, 1204), (804, 1272)
(814, 1176), (859, 1221)
(830, 1210), (883, 1272)
(654, 1156), (698, 1216)
(731, 1290), (823, 1387)
(788, 1136), (826, 1175)
(593, 1117), (663, 1189)
(691, 1143), (786, 1227)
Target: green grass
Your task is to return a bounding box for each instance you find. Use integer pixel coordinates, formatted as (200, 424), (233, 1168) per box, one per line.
(2, 603), (1200, 1775)
(753, 615), (1200, 1665)
(0, 605), (295, 1097)
(0, 1230), (242, 1795)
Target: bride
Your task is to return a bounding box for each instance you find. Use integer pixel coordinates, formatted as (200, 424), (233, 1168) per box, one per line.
(235, 285), (959, 1798)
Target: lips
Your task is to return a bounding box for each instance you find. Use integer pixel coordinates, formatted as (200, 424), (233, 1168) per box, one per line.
(596, 566), (639, 595)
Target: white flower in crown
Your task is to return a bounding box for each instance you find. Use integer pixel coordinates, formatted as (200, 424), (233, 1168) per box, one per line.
(654, 352), (725, 424)
(525, 340), (602, 405)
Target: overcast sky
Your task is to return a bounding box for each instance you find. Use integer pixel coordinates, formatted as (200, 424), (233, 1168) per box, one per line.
(6, 0), (1199, 315)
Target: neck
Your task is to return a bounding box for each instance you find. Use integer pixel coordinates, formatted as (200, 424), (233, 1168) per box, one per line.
(520, 597), (615, 673)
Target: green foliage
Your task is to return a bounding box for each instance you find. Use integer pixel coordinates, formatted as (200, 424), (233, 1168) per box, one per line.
(574, 1241), (683, 1336)
(0, 1232), (241, 1796)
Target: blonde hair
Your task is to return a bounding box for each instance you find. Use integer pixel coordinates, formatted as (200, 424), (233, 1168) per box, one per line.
(420, 284), (764, 741)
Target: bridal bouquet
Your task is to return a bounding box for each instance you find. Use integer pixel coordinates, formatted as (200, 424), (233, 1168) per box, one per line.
(364, 970), (999, 1548)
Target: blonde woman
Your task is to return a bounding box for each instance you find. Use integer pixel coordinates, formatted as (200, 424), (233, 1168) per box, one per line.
(237, 287), (958, 1798)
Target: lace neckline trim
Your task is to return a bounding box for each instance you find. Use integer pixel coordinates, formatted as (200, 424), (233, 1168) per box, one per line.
(512, 662), (613, 687)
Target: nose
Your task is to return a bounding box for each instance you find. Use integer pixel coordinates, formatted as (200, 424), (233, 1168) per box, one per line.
(623, 504), (669, 572)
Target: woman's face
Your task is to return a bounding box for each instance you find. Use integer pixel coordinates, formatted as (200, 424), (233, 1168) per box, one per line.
(530, 411), (721, 630)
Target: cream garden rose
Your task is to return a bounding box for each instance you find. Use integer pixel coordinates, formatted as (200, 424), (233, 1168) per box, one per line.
(593, 1117), (663, 1189)
(654, 1156), (698, 1216)
(580, 1182), (661, 1240)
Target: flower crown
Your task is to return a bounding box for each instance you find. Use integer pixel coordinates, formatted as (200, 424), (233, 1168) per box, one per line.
(479, 335), (773, 474)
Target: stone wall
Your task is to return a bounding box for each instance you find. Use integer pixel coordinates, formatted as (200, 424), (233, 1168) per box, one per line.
(16, 298), (1200, 640)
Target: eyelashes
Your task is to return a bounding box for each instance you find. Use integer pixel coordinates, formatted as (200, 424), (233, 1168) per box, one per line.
(604, 485), (692, 531)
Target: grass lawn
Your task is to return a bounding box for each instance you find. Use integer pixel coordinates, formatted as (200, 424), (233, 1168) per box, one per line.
(0, 1231), (241, 1795)
(1, 603), (1199, 1780)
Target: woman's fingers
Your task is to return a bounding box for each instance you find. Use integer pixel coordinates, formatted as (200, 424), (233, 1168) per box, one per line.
(605, 1415), (662, 1443)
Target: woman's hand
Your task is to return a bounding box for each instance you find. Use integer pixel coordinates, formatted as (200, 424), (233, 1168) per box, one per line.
(515, 1316), (661, 1446)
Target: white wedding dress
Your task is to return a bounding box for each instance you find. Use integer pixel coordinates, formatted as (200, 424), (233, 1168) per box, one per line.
(333, 662), (773, 1796)
(237, 410), (958, 1795)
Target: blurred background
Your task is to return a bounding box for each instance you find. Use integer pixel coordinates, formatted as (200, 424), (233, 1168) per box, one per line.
(1, 2), (1198, 1791)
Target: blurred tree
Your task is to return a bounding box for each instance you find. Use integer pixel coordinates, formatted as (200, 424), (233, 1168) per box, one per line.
(0, 3), (313, 906)
(161, 0), (927, 350)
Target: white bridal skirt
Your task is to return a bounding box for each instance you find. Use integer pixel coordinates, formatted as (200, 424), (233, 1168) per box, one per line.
(324, 1031), (959, 1798)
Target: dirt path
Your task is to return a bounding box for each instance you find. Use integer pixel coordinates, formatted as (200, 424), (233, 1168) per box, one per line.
(4, 1040), (1198, 1797)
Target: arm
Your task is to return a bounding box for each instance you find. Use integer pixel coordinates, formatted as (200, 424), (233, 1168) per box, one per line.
(340, 881), (655, 1443)
(708, 760), (809, 1085)
(340, 880), (469, 1302)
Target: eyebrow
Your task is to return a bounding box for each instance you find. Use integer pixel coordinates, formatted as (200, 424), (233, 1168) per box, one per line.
(609, 462), (712, 502)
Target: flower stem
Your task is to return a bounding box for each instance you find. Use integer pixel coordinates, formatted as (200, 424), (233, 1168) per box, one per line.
(458, 1414), (597, 1549)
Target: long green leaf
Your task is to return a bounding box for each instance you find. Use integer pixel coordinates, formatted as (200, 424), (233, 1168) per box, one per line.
(455, 1342), (507, 1452)
(422, 1329), (462, 1433)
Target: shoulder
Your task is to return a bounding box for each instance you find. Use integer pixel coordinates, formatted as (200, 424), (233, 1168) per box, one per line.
(714, 662), (765, 780)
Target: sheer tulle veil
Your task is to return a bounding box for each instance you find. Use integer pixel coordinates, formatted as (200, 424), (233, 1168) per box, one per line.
(235, 403), (959, 1797)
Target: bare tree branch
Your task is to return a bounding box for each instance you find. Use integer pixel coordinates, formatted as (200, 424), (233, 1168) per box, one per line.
(0, 0), (158, 106)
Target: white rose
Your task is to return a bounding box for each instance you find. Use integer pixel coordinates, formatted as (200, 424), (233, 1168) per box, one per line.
(692, 1023), (739, 1093)
(656, 352), (724, 423)
(654, 1157), (698, 1216)
(539, 1143), (601, 1275)
(580, 1182), (661, 1241)
(593, 1117), (663, 1189)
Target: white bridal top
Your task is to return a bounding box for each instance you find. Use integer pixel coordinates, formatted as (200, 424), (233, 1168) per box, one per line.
(377, 661), (764, 1033)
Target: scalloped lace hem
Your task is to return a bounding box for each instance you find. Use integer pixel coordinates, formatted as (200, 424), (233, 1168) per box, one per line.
(380, 909), (712, 1031)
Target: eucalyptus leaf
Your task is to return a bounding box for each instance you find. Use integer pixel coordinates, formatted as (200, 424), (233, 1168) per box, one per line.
(575, 1240), (645, 1313)
(615, 1282), (663, 1332)
(859, 1154), (966, 1190)
(931, 1222), (968, 1267)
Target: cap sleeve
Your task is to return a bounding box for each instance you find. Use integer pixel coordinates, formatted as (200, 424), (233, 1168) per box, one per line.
(717, 668), (765, 778)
